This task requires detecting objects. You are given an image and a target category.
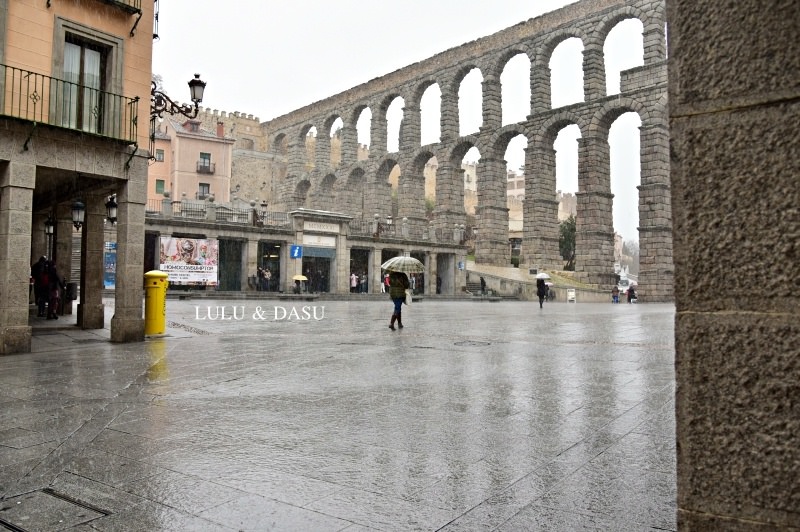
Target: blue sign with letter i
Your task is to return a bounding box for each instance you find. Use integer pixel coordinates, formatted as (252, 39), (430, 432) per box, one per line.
(290, 245), (303, 259)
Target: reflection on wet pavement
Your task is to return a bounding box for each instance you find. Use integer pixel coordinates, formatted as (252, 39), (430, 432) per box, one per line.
(0, 300), (676, 531)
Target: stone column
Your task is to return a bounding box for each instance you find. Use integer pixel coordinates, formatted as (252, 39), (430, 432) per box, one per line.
(428, 252), (438, 295)
(531, 58), (551, 115)
(246, 238), (259, 292)
(399, 104), (420, 151)
(335, 232), (348, 294)
(637, 123), (673, 302)
(110, 178), (145, 343)
(521, 144), (561, 270)
(582, 42), (606, 102)
(433, 161), (466, 231)
(642, 8), (667, 64)
(371, 245), (383, 292)
(397, 169), (426, 231)
(370, 106), (388, 157)
(574, 135), (615, 286)
(0, 162), (34, 354)
(315, 128), (330, 169)
(339, 124), (359, 165)
(78, 194), (105, 329)
(474, 157), (510, 265)
(439, 91), (459, 142)
(669, 1), (799, 529)
(481, 76), (502, 133)
(54, 204), (74, 315)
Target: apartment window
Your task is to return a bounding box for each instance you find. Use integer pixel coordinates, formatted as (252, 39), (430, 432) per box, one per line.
(62, 36), (108, 133)
(51, 18), (124, 134)
(199, 152), (211, 168)
(155, 149), (165, 162)
(155, 180), (165, 194)
(198, 183), (210, 199)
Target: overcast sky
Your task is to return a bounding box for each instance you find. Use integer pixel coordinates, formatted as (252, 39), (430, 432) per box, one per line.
(153, 1), (645, 242)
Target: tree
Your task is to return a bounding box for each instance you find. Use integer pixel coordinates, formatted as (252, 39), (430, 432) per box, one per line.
(559, 215), (576, 271)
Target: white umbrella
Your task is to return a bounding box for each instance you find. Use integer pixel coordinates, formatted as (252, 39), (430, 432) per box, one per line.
(535, 272), (550, 279)
(381, 256), (424, 273)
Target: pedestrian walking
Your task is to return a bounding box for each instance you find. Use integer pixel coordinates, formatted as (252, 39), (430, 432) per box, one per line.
(388, 271), (409, 330)
(31, 256), (48, 317)
(627, 285), (637, 303)
(480, 276), (486, 296)
(46, 263), (64, 320)
(611, 285), (620, 303)
(350, 272), (358, 293)
(536, 278), (547, 309)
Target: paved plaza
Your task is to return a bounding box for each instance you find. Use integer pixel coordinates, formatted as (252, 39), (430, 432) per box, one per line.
(1, 299), (677, 531)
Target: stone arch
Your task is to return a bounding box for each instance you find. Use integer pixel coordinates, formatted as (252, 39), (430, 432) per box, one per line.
(293, 179), (311, 208)
(323, 114), (344, 168)
(272, 132), (288, 155)
(539, 28), (588, 63)
(315, 173), (337, 211)
(341, 166), (367, 216)
(486, 44), (535, 79)
(535, 111), (588, 146)
(588, 95), (647, 136)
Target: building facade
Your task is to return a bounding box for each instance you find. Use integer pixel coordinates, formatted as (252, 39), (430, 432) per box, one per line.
(0, 0), (153, 353)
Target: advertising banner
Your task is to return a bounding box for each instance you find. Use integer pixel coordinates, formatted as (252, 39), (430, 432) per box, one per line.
(159, 237), (219, 285)
(103, 242), (117, 289)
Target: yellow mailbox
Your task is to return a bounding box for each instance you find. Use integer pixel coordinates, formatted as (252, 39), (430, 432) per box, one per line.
(144, 270), (169, 335)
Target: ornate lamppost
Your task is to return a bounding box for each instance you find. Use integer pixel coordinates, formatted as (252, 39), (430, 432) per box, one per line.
(149, 74), (206, 159)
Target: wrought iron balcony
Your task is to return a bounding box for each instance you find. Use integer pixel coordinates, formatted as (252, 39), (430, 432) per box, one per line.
(100, 0), (142, 14)
(0, 64), (139, 144)
(197, 161), (216, 174)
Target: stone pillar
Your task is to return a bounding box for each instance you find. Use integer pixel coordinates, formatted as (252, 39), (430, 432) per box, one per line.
(670, 2), (800, 528)
(582, 42), (606, 101)
(481, 76), (502, 133)
(531, 58), (551, 115)
(370, 106), (388, 157)
(110, 178), (145, 343)
(474, 157), (510, 266)
(315, 129), (330, 169)
(246, 238), (258, 292)
(399, 104), (420, 151)
(637, 123), (673, 302)
(428, 252), (438, 294)
(161, 191), (172, 217)
(397, 169), (426, 231)
(335, 232), (348, 294)
(574, 135), (615, 286)
(521, 144), (561, 270)
(78, 194), (105, 329)
(371, 245), (383, 293)
(439, 91), (459, 142)
(54, 204), (74, 315)
(433, 161), (466, 231)
(340, 124), (359, 164)
(285, 139), (306, 177)
(0, 162), (34, 354)
(642, 9), (667, 64)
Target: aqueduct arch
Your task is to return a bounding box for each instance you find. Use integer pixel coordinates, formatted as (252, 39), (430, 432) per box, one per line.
(258, 0), (671, 299)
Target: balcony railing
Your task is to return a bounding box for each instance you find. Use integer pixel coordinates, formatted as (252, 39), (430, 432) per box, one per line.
(197, 161), (216, 174)
(101, 0), (142, 14)
(0, 64), (139, 143)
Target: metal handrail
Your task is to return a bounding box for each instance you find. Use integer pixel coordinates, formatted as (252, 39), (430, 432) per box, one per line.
(0, 63), (139, 143)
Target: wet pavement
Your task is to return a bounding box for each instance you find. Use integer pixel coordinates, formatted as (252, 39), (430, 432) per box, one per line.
(1, 299), (676, 531)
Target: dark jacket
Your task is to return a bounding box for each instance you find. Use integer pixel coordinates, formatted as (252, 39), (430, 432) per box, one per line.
(536, 279), (547, 298)
(388, 272), (409, 299)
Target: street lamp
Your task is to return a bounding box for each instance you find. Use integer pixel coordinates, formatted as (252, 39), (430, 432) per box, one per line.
(150, 74), (206, 120)
(44, 214), (55, 258)
(150, 74), (207, 160)
(71, 200), (85, 230)
(105, 195), (118, 224)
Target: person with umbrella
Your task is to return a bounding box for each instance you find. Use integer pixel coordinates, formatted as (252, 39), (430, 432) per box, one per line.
(535, 272), (550, 309)
(381, 255), (424, 331)
(388, 271), (409, 330)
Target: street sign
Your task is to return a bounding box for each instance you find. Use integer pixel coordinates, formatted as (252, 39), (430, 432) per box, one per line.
(290, 245), (303, 259)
